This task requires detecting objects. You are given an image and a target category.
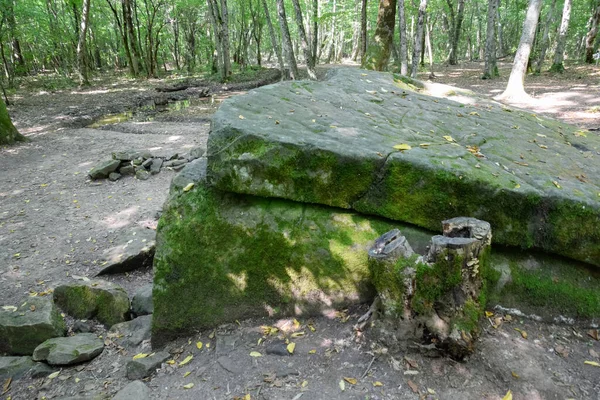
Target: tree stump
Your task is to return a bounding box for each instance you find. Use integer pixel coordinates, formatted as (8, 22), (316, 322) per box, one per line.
(368, 217), (492, 360)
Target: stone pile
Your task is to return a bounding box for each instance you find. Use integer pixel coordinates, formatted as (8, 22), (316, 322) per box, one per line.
(88, 146), (205, 181)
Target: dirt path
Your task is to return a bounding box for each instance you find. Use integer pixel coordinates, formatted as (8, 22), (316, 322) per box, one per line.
(1, 67), (600, 400)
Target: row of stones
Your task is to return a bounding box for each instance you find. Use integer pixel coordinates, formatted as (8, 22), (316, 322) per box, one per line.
(88, 146), (205, 181)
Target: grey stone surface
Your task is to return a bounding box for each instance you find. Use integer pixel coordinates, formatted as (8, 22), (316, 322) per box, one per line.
(131, 285), (153, 316)
(149, 158), (163, 175)
(217, 356), (242, 374)
(142, 158), (153, 169)
(125, 351), (169, 380)
(88, 160), (121, 180)
(207, 68), (600, 266)
(112, 151), (141, 161)
(135, 169), (150, 180)
(108, 315), (152, 348)
(169, 158), (207, 192)
(53, 280), (130, 327)
(188, 146), (206, 160)
(265, 341), (290, 357)
(119, 165), (134, 176)
(0, 356), (35, 379)
(163, 159), (187, 168)
(97, 229), (155, 275)
(0, 296), (66, 355)
(108, 172), (121, 182)
(32, 333), (104, 365)
(112, 380), (151, 400)
(30, 361), (56, 378)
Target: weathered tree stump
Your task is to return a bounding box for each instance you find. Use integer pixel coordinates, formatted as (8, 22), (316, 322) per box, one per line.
(368, 217), (492, 360)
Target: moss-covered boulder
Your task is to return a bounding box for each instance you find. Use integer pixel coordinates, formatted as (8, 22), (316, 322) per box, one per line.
(207, 68), (600, 267)
(53, 280), (130, 328)
(0, 297), (66, 355)
(152, 180), (432, 345)
(32, 333), (104, 365)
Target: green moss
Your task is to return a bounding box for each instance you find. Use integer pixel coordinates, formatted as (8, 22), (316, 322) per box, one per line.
(152, 183), (410, 344)
(454, 299), (482, 332)
(369, 254), (419, 317)
(53, 284), (129, 327)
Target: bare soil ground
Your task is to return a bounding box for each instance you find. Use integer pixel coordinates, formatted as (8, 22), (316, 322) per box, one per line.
(1, 65), (600, 400)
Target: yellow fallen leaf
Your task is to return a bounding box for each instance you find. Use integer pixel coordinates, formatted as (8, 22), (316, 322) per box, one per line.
(469, 112), (480, 116)
(552, 181), (561, 189)
(373, 381), (383, 387)
(287, 342), (296, 354)
(343, 377), (357, 385)
(584, 361), (600, 367)
(249, 351), (262, 357)
(196, 341), (203, 349)
(443, 135), (455, 142)
(183, 383), (194, 389)
(244, 394), (251, 400)
(183, 183), (194, 192)
(208, 330), (215, 339)
(166, 360), (175, 365)
(393, 144), (412, 151)
(484, 311), (494, 318)
(47, 371), (61, 379)
(239, 115), (245, 120)
(301, 380), (308, 387)
(132, 353), (148, 360)
(308, 349), (316, 354)
(502, 389), (513, 400)
(514, 328), (528, 339)
(291, 331), (305, 337)
(179, 355), (193, 366)
(183, 371), (191, 377)
(74, 377), (81, 383)
(419, 143), (431, 147)
(206, 342), (210, 348)
(511, 371), (520, 379)
(307, 323), (316, 332)
(339, 380), (346, 391)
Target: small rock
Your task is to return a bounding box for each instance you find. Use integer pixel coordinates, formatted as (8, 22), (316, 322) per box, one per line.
(276, 366), (300, 378)
(126, 351), (169, 380)
(133, 157), (144, 166)
(142, 159), (153, 169)
(149, 158), (163, 175)
(135, 169), (150, 181)
(168, 153), (179, 161)
(215, 334), (238, 356)
(170, 159), (207, 192)
(131, 285), (153, 316)
(109, 315), (151, 348)
(32, 333), (104, 365)
(119, 164), (135, 176)
(73, 320), (94, 333)
(53, 280), (130, 328)
(141, 151), (153, 160)
(0, 356), (35, 379)
(113, 151), (141, 161)
(217, 356), (242, 374)
(0, 296), (66, 355)
(172, 163), (186, 171)
(188, 146), (206, 161)
(30, 362), (56, 378)
(108, 172), (121, 182)
(164, 159), (187, 168)
(265, 340), (290, 357)
(113, 381), (151, 400)
(88, 160), (121, 180)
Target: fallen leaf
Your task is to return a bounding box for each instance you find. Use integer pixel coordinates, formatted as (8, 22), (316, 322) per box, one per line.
(183, 383), (194, 389)
(132, 353), (148, 360)
(514, 328), (528, 339)
(47, 371), (61, 379)
(373, 381), (383, 387)
(2, 377), (11, 394)
(393, 144), (412, 151)
(427, 388), (436, 394)
(179, 355), (193, 366)
(339, 380), (345, 391)
(239, 115), (245, 120)
(183, 371), (191, 377)
(552, 181), (561, 189)
(511, 371), (520, 379)
(287, 342), (296, 354)
(2, 306), (17, 312)
(249, 351), (262, 357)
(308, 349), (316, 354)
(307, 323), (316, 332)
(301, 380), (308, 387)
(183, 183), (194, 192)
(554, 345), (569, 358)
(166, 359), (175, 365)
(589, 349), (599, 358)
(584, 361), (600, 367)
(443, 135), (455, 142)
(407, 379), (419, 393)
(208, 330), (215, 339)
(244, 394), (251, 400)
(502, 390), (513, 400)
(343, 377), (357, 385)
(261, 325), (278, 336)
(196, 341), (203, 349)
(291, 331), (305, 338)
(587, 329), (599, 341)
(485, 311), (494, 318)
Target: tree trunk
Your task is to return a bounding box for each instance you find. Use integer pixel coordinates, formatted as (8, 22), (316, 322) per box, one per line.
(498, 0), (543, 100)
(363, 0), (398, 71)
(124, 0), (141, 75)
(534, 0), (557, 73)
(549, 0), (571, 72)
(426, 20), (434, 78)
(7, 1), (25, 73)
(276, 0), (299, 79)
(261, 0), (285, 76)
(291, 0), (317, 79)
(411, 0), (427, 78)
(324, 0), (337, 63)
(0, 99), (27, 145)
(482, 0), (498, 79)
(76, 0), (91, 86)
(496, 1), (504, 57)
(398, 0), (408, 75)
(220, 0), (231, 78)
(585, 5), (600, 63)
(448, 0), (465, 65)
(312, 0), (319, 63)
(360, 0), (368, 64)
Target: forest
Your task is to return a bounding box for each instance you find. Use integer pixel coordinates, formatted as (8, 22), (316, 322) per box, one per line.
(0, 0), (598, 89)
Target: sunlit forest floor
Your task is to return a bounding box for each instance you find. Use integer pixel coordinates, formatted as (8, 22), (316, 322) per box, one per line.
(1, 64), (599, 399)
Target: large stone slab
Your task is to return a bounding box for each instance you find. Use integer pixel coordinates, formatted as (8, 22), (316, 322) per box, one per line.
(53, 280), (130, 327)
(0, 296), (66, 355)
(32, 333), (104, 365)
(152, 181), (431, 344)
(0, 356), (36, 379)
(207, 68), (600, 266)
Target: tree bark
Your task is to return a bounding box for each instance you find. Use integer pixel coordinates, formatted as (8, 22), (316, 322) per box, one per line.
(360, 0), (368, 65)
(482, 0), (498, 79)
(124, 0), (142, 75)
(448, 0), (465, 65)
(291, 0), (317, 79)
(220, 0), (231, 78)
(363, 0), (398, 71)
(398, 0), (408, 75)
(76, 0), (91, 86)
(534, 0), (557, 73)
(549, 0), (571, 72)
(498, 0), (543, 100)
(312, 0), (319, 63)
(411, 0), (427, 78)
(0, 99), (27, 145)
(585, 4), (600, 63)
(261, 0), (285, 76)
(276, 0), (299, 79)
